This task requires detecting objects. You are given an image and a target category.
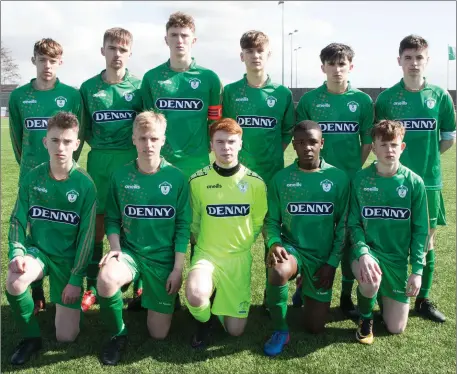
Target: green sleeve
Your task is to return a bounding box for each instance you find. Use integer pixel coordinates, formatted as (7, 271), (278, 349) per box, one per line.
(8, 92), (23, 165)
(190, 180), (202, 240)
(409, 178), (428, 276)
(252, 181), (268, 241)
(374, 94), (387, 123)
(8, 179), (29, 261)
(282, 90), (296, 146)
(327, 175), (350, 267)
(360, 97), (374, 144)
(73, 93), (85, 161)
(69, 184), (97, 287)
(174, 177), (191, 254)
(439, 91), (456, 133)
(221, 84), (231, 118)
(347, 181), (370, 260)
(141, 73), (155, 112)
(80, 86), (93, 144)
(208, 72), (223, 118)
(104, 174), (122, 236)
(295, 96), (310, 124)
(265, 178), (283, 249)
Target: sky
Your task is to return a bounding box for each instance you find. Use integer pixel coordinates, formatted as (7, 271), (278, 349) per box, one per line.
(1, 1), (456, 89)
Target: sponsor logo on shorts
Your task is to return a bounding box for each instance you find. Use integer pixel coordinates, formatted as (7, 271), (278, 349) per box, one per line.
(235, 97), (249, 102)
(397, 118), (436, 131)
(363, 187), (379, 192)
(287, 202), (334, 215)
(362, 206), (411, 220)
(25, 117), (49, 130)
(22, 99), (37, 104)
(316, 290), (329, 295)
(92, 110), (136, 123)
(124, 205), (176, 219)
(207, 183), (222, 189)
(236, 115), (277, 129)
(319, 122), (359, 133)
(159, 301), (172, 306)
(286, 182), (302, 188)
(393, 101), (407, 106)
(125, 184), (141, 189)
(29, 206), (80, 225)
(316, 103), (330, 108)
(206, 204), (250, 217)
(238, 301), (250, 314)
(393, 289), (405, 294)
(33, 186), (48, 193)
(155, 98), (203, 111)
(397, 185), (408, 198)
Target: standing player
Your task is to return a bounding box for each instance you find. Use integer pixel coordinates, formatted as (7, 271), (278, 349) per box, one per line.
(8, 38), (84, 315)
(96, 112), (191, 365)
(79, 27), (143, 312)
(263, 120), (349, 357)
(375, 35), (456, 323)
(222, 30), (295, 307)
(185, 118), (267, 348)
(348, 120), (428, 344)
(141, 11), (223, 179)
(295, 43), (374, 317)
(6, 112), (96, 365)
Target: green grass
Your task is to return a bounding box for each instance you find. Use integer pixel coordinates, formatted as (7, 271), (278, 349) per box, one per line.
(1, 117), (456, 373)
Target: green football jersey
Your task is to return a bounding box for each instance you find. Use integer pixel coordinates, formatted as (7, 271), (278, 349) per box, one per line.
(104, 158), (191, 268)
(296, 82), (374, 178)
(141, 59), (223, 176)
(222, 75), (295, 184)
(375, 79), (456, 190)
(8, 78), (83, 184)
(80, 69), (142, 150)
(265, 158), (350, 267)
(189, 163), (267, 259)
(348, 162), (428, 275)
(8, 161), (97, 287)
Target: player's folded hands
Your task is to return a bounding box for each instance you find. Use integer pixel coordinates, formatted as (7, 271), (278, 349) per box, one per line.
(166, 269), (183, 295)
(9, 256), (27, 273)
(99, 249), (122, 267)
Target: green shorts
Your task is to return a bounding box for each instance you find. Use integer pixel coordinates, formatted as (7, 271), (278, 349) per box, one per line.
(190, 252), (252, 318)
(120, 250), (175, 314)
(426, 190), (446, 229)
(87, 148), (137, 214)
(27, 247), (82, 309)
(285, 244), (332, 303)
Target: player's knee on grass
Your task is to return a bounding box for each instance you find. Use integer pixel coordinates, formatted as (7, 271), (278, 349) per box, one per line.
(382, 297), (409, 335)
(55, 305), (80, 342)
(268, 261), (295, 286)
(303, 297), (330, 334)
(147, 311), (172, 340)
(225, 317), (247, 337)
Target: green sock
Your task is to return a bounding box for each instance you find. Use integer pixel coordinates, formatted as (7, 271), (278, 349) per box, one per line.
(133, 278), (143, 293)
(186, 300), (211, 323)
(30, 278), (44, 290)
(87, 242), (103, 294)
(6, 289), (41, 338)
(267, 283), (289, 331)
(341, 276), (355, 296)
(418, 250), (435, 299)
(357, 287), (376, 319)
(98, 290), (127, 336)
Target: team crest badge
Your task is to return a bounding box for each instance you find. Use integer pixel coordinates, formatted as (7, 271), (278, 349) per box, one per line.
(237, 181), (248, 193)
(347, 101), (359, 112)
(320, 179), (333, 192)
(55, 96), (67, 108)
(189, 78), (201, 89)
(266, 96), (277, 108)
(425, 98), (436, 109)
(124, 92), (134, 102)
(159, 182), (172, 195)
(397, 185), (408, 198)
(66, 190), (79, 203)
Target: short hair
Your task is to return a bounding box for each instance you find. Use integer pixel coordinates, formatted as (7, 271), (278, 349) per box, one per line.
(166, 12), (195, 33)
(209, 118), (243, 139)
(240, 30), (269, 49)
(371, 120), (405, 141)
(47, 112), (79, 132)
(133, 111), (167, 133)
(399, 34), (428, 56)
(294, 120), (322, 137)
(33, 38), (63, 58)
(103, 27), (133, 46)
(320, 43), (354, 64)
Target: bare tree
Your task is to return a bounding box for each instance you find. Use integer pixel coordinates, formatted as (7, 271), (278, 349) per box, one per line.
(1, 41), (21, 85)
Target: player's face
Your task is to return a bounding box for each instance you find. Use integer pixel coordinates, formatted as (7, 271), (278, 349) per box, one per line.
(321, 57), (353, 84)
(398, 48), (429, 78)
(211, 131), (242, 166)
(292, 129), (324, 168)
(132, 125), (165, 161)
(32, 53), (62, 82)
(372, 135), (406, 166)
(101, 39), (131, 70)
(43, 127), (80, 165)
(240, 45), (270, 72)
(165, 27), (196, 58)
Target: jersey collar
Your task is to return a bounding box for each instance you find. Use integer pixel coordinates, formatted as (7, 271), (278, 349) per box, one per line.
(99, 69), (130, 84)
(166, 58), (197, 71)
(294, 157), (325, 171)
(243, 74), (272, 88)
(30, 78), (61, 91)
(323, 81), (352, 93)
(399, 77), (429, 91)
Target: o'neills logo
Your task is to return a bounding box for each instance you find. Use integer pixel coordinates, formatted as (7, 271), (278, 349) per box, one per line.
(236, 116), (277, 129)
(155, 98), (203, 111)
(362, 206), (410, 220)
(124, 205), (175, 219)
(92, 110), (136, 123)
(319, 122), (359, 133)
(25, 117), (49, 130)
(287, 202), (334, 215)
(28, 206), (80, 225)
(397, 118), (436, 131)
(206, 204), (250, 217)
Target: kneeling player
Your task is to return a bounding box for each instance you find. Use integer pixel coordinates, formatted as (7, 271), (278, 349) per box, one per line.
(348, 120), (428, 344)
(185, 118), (267, 348)
(97, 112), (191, 365)
(263, 120), (350, 356)
(6, 112), (96, 365)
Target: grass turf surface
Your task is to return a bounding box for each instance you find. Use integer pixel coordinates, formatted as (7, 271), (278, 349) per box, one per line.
(1, 117), (455, 373)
